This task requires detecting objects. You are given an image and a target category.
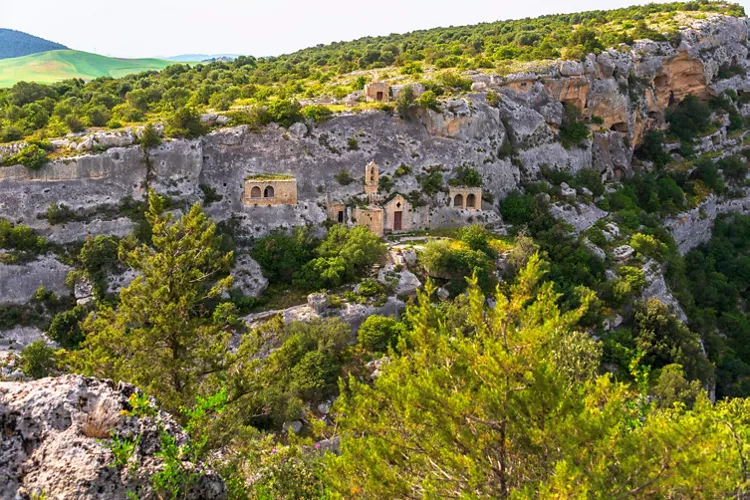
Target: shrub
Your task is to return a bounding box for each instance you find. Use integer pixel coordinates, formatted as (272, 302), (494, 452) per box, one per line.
(334, 169), (355, 185)
(138, 123), (162, 150)
(486, 91), (500, 107)
(612, 266), (646, 303)
(19, 340), (57, 379)
(378, 175), (394, 193)
(416, 90), (440, 111)
(574, 168), (604, 197)
(251, 226), (318, 283)
(47, 305), (88, 349)
(301, 104), (333, 122)
(630, 233), (668, 261)
(636, 130), (671, 168)
(419, 171), (444, 196)
(347, 137), (359, 151)
(395, 85), (416, 119)
(394, 163), (412, 177)
(199, 184), (223, 206)
(500, 191), (534, 226)
(358, 315), (403, 352)
(166, 107), (206, 139)
(449, 165), (482, 187)
(4, 144), (48, 170)
(559, 104), (589, 149)
(667, 94), (712, 144)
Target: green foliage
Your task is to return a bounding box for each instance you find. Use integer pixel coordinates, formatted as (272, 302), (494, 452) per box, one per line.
(165, 107), (206, 139)
(47, 305), (87, 349)
(418, 170), (444, 196)
(415, 90), (439, 111)
(70, 196), (235, 414)
(346, 137), (359, 151)
(358, 315), (404, 352)
(378, 174), (394, 193)
(138, 123), (162, 150)
(612, 266), (646, 303)
(630, 232), (669, 261)
(667, 94), (712, 145)
(266, 99), (303, 127)
(334, 168), (354, 185)
(78, 235), (122, 300)
(394, 163), (412, 177)
(634, 298), (713, 384)
(420, 239), (492, 288)
(106, 434), (140, 469)
(294, 225), (386, 289)
(683, 214), (750, 397)
(449, 165), (482, 187)
(573, 168), (604, 197)
(0, 218), (47, 263)
(152, 432), (202, 499)
(395, 85), (415, 119)
(2, 144), (48, 170)
(198, 184), (223, 206)
(19, 340), (57, 379)
(251, 226), (318, 283)
(559, 104), (589, 149)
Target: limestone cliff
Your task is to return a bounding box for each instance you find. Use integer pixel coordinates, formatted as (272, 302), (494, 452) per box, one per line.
(1, 14), (750, 327)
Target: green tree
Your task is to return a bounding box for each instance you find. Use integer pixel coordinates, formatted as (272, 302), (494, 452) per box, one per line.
(166, 106), (206, 139)
(19, 340), (58, 379)
(70, 195), (234, 413)
(358, 315), (404, 352)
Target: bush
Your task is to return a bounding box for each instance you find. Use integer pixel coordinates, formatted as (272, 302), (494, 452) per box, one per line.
(378, 175), (394, 193)
(47, 305), (88, 349)
(301, 104), (333, 122)
(138, 123), (162, 149)
(251, 227), (318, 283)
(667, 94), (712, 144)
(574, 168), (604, 197)
(19, 340), (57, 379)
(449, 166), (482, 187)
(612, 266), (646, 303)
(416, 90), (440, 111)
(166, 107), (206, 139)
(419, 171), (444, 196)
(630, 233), (668, 261)
(394, 163), (412, 177)
(559, 104), (589, 149)
(358, 315), (403, 352)
(636, 130), (671, 169)
(4, 144), (48, 170)
(334, 169), (355, 185)
(395, 85), (416, 119)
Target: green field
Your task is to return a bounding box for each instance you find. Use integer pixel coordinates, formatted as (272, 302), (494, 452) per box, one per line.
(0, 50), (178, 87)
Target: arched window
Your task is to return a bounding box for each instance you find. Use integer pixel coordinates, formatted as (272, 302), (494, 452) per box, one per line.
(466, 193), (476, 208)
(453, 194), (464, 207)
(264, 185), (275, 198)
(250, 186), (262, 198)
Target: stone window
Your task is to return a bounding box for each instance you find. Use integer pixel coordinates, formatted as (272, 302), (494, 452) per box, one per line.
(454, 194), (464, 207)
(264, 186), (275, 198)
(250, 186), (262, 198)
(466, 194), (476, 208)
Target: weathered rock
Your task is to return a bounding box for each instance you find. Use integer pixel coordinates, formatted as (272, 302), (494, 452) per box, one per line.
(641, 259), (688, 322)
(0, 375), (226, 499)
(560, 182), (577, 198)
(0, 256), (72, 305)
(550, 202), (608, 234)
(307, 293), (330, 313)
(437, 287), (450, 301)
(613, 245), (635, 263)
(231, 255), (268, 298)
(282, 421), (303, 435)
(378, 265), (421, 297)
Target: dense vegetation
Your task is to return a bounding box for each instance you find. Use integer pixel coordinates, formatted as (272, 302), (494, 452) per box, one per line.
(0, 1), (742, 145)
(0, 29), (67, 60)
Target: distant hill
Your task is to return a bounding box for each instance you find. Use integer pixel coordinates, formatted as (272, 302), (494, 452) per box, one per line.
(0, 50), (176, 87)
(0, 29), (68, 60)
(166, 54), (240, 62)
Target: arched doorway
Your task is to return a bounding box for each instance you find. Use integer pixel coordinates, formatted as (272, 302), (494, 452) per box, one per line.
(264, 185), (275, 198)
(466, 194), (476, 208)
(454, 194), (464, 208)
(250, 186), (262, 198)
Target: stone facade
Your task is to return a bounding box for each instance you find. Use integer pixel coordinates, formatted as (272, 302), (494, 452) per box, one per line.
(384, 194), (413, 232)
(364, 160), (379, 198)
(242, 177), (298, 206)
(352, 206), (384, 236)
(448, 186), (482, 210)
(326, 201), (346, 223)
(364, 82), (391, 103)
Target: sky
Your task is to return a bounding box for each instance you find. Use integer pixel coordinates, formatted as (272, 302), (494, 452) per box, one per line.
(2, 0), (750, 59)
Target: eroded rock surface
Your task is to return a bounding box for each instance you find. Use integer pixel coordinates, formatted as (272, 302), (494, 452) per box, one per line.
(0, 375), (226, 500)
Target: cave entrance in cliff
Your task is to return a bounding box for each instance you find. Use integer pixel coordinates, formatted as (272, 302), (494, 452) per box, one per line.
(466, 194), (476, 208)
(264, 186), (275, 198)
(337, 211), (344, 223)
(250, 186), (262, 198)
(454, 194), (464, 207)
(393, 211), (403, 231)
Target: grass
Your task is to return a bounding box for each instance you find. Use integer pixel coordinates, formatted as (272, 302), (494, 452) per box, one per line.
(244, 174), (294, 181)
(0, 50), (178, 87)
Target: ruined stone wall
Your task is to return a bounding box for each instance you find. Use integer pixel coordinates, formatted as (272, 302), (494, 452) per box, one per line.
(242, 179), (298, 206)
(352, 207), (384, 236)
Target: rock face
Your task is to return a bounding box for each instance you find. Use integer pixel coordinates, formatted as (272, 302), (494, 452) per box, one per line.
(0, 375), (226, 500)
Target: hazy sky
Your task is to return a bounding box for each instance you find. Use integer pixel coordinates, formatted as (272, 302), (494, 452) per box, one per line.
(3, 0), (750, 59)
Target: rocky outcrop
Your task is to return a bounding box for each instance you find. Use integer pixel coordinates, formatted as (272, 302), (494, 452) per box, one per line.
(666, 190), (750, 254)
(0, 256), (71, 305)
(0, 375), (226, 499)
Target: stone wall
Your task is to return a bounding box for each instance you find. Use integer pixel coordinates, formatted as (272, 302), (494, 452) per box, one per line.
(242, 178), (298, 206)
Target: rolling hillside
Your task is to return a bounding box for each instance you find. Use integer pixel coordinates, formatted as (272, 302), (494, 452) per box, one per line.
(0, 50), (176, 87)
(0, 29), (67, 59)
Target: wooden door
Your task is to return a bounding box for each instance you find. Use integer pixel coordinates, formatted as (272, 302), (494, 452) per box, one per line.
(393, 211), (403, 231)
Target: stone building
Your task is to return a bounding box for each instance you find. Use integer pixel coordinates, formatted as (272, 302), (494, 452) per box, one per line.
(449, 186), (482, 211)
(326, 201), (346, 224)
(363, 82), (391, 103)
(352, 206), (384, 236)
(242, 176), (298, 206)
(364, 160), (379, 199)
(384, 194), (412, 232)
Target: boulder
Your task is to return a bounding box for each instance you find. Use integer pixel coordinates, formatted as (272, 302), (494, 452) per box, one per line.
(282, 421), (303, 435)
(613, 245), (635, 263)
(560, 182), (577, 198)
(0, 375), (226, 499)
(289, 122), (308, 138)
(231, 255), (268, 298)
(437, 287), (450, 301)
(307, 293), (330, 313)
